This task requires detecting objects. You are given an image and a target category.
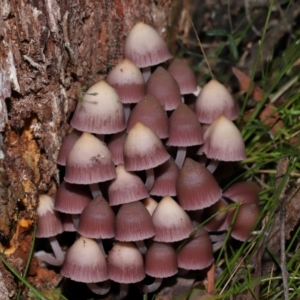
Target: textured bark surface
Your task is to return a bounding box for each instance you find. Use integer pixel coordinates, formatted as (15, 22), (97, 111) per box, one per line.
(0, 0), (182, 297)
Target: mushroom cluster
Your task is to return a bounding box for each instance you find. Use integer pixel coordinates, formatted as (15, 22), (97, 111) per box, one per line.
(35, 22), (261, 298)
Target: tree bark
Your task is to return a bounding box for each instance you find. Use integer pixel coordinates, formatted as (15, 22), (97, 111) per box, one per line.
(0, 0), (182, 298)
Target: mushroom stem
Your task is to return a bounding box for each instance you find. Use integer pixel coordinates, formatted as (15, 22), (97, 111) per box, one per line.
(142, 67), (151, 82)
(135, 240), (147, 255)
(210, 233), (226, 242)
(89, 183), (102, 198)
(207, 263), (215, 295)
(34, 237), (65, 266)
(95, 238), (106, 254)
(86, 280), (111, 295)
(175, 147), (187, 169)
(181, 95), (185, 103)
(115, 283), (129, 300)
(212, 241), (224, 252)
(124, 104), (131, 123)
(206, 160), (219, 174)
(72, 214), (80, 229)
(143, 278), (163, 293)
(210, 233), (226, 252)
(145, 168), (155, 191)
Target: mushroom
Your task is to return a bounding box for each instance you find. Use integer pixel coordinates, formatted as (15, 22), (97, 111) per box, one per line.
(115, 201), (155, 253)
(106, 58), (146, 121)
(226, 203), (260, 241)
(70, 80), (126, 135)
(57, 130), (81, 166)
(64, 132), (116, 197)
(166, 103), (203, 168)
(167, 58), (197, 96)
(223, 181), (260, 204)
(143, 242), (178, 293)
(150, 157), (179, 197)
(61, 236), (110, 295)
(108, 164), (149, 206)
(177, 226), (214, 271)
(124, 122), (170, 190)
(35, 194), (64, 266)
(176, 158), (221, 210)
(124, 22), (172, 81)
(127, 94), (169, 139)
(197, 115), (246, 162)
(194, 79), (239, 124)
(77, 195), (115, 240)
(146, 66), (181, 110)
(108, 242), (145, 299)
(152, 196), (194, 242)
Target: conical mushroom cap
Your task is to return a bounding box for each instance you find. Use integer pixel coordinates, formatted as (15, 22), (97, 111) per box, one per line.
(145, 242), (178, 278)
(54, 181), (91, 214)
(195, 79), (238, 124)
(167, 58), (197, 94)
(108, 164), (149, 206)
(115, 201), (155, 241)
(166, 103), (203, 147)
(70, 80), (125, 134)
(108, 242), (145, 283)
(152, 196), (194, 242)
(227, 203), (260, 241)
(177, 227), (214, 270)
(106, 58), (146, 103)
(198, 115), (246, 161)
(150, 157), (179, 197)
(57, 130), (81, 166)
(65, 132), (116, 184)
(61, 236), (108, 283)
(127, 94), (169, 139)
(146, 67), (181, 111)
(77, 196), (115, 239)
(176, 158), (221, 210)
(124, 22), (171, 68)
(124, 122), (170, 171)
(223, 181), (260, 204)
(37, 194), (63, 238)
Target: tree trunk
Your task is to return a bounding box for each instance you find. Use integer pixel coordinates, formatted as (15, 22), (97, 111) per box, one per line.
(0, 0), (182, 298)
